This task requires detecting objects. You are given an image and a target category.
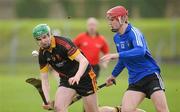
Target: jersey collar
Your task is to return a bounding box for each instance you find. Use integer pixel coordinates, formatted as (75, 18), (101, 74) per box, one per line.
(117, 23), (132, 37)
(125, 23), (132, 33)
(50, 36), (56, 48)
(47, 36), (56, 52)
(86, 32), (99, 37)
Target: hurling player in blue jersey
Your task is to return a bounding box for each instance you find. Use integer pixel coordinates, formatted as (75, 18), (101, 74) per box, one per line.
(101, 6), (169, 112)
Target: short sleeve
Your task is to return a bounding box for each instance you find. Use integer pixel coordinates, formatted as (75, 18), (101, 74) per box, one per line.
(56, 37), (80, 60)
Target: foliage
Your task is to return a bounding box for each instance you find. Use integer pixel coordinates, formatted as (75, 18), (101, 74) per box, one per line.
(15, 0), (50, 18)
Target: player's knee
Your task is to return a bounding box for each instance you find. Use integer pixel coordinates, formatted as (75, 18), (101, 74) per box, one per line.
(154, 101), (169, 112)
(54, 105), (65, 112)
(155, 106), (169, 112)
(84, 105), (99, 112)
(85, 108), (99, 112)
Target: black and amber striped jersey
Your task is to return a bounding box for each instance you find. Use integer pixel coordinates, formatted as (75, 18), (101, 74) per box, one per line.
(38, 36), (91, 79)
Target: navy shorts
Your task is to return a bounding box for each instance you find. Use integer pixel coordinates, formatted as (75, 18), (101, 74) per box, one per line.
(127, 73), (165, 99)
(59, 69), (97, 96)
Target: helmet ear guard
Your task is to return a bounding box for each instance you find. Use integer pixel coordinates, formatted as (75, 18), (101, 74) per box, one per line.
(118, 16), (127, 25)
(118, 17), (123, 25)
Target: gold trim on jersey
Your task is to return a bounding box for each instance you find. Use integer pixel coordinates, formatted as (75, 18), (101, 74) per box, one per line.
(68, 49), (81, 60)
(51, 36), (56, 48)
(47, 36), (56, 52)
(40, 64), (49, 73)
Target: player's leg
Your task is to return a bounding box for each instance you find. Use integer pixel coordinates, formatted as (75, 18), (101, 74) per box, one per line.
(151, 90), (169, 112)
(54, 86), (76, 112)
(148, 73), (169, 112)
(81, 65), (100, 111)
(82, 93), (99, 112)
(121, 90), (145, 112)
(146, 73), (169, 112)
(48, 66), (59, 84)
(77, 68), (99, 112)
(52, 69), (59, 83)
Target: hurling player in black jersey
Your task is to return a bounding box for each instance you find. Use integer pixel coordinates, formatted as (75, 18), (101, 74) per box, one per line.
(32, 24), (99, 112)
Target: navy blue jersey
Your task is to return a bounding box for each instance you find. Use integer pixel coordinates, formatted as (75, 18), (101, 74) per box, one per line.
(112, 24), (160, 84)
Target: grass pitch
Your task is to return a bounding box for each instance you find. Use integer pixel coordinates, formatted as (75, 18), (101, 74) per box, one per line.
(0, 63), (180, 112)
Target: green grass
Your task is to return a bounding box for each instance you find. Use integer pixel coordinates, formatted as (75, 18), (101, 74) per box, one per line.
(0, 63), (180, 112)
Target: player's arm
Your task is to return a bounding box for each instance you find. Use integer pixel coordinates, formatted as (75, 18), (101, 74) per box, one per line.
(38, 51), (51, 106)
(59, 37), (89, 85)
(74, 51), (89, 79)
(68, 50), (89, 85)
(106, 59), (125, 86)
(111, 59), (125, 78)
(41, 71), (53, 110)
(40, 70), (50, 102)
(119, 30), (146, 58)
(100, 53), (119, 63)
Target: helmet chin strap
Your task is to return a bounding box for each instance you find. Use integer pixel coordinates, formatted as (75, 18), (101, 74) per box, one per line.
(111, 28), (118, 32)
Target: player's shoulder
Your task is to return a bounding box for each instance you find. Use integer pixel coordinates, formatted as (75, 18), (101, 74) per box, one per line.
(128, 23), (141, 34)
(54, 35), (67, 39)
(129, 25), (143, 39)
(54, 35), (74, 49)
(54, 35), (71, 42)
(74, 32), (87, 41)
(97, 34), (106, 41)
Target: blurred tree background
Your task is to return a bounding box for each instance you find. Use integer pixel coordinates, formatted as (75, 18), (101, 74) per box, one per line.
(0, 0), (179, 19)
(0, 0), (179, 66)
(15, 0), (50, 18)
